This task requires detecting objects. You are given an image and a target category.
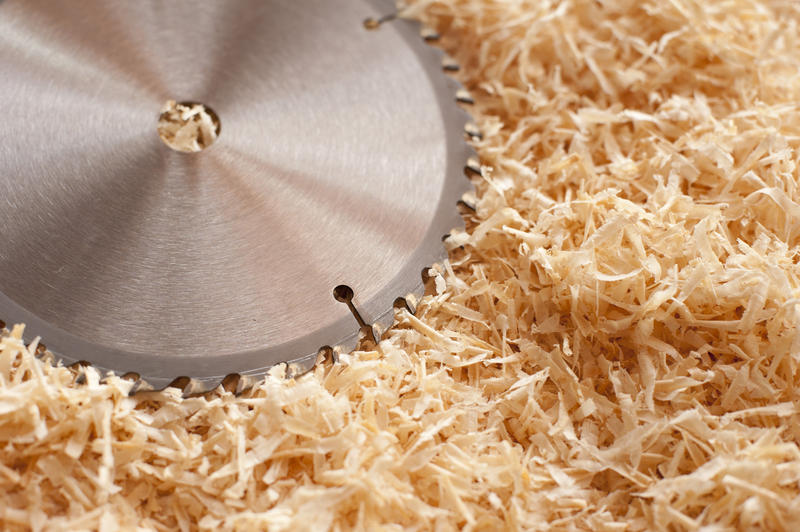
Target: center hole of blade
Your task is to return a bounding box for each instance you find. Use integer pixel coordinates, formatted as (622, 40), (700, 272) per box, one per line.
(157, 100), (221, 153)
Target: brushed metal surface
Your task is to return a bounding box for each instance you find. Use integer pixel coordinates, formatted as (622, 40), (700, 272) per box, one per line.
(0, 0), (471, 388)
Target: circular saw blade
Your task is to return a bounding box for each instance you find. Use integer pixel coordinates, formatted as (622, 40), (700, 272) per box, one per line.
(0, 0), (473, 391)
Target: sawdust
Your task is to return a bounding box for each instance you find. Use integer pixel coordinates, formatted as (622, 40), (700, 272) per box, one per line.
(4, 0), (800, 529)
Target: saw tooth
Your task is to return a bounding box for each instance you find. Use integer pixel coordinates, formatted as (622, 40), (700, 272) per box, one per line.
(167, 376), (191, 394)
(420, 267), (437, 297)
(460, 192), (478, 212)
(69, 360), (91, 385)
(185, 378), (217, 397)
(155, 375), (220, 398)
(39, 351), (56, 367)
(421, 27), (441, 42)
(455, 89), (474, 105)
(393, 296), (409, 312)
(464, 122), (483, 140)
(68, 360), (91, 370)
(221, 373), (241, 394)
(29, 340), (57, 366)
(236, 373), (261, 393)
(465, 156), (483, 177)
(358, 325), (379, 350)
(370, 321), (387, 341)
(128, 378), (153, 395)
(393, 296), (417, 316)
(285, 353), (317, 379)
(25, 339), (46, 355)
(318, 345), (338, 366)
(442, 55), (460, 72)
(368, 309), (395, 353)
(403, 294), (419, 314)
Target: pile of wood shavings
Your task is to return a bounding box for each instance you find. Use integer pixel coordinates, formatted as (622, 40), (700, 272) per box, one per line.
(3, 0), (800, 529)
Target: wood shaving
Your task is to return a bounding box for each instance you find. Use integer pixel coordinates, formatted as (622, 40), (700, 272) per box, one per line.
(157, 100), (220, 153)
(4, 0), (800, 529)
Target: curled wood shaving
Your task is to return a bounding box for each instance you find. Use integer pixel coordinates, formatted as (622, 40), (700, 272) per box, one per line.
(4, 0), (800, 529)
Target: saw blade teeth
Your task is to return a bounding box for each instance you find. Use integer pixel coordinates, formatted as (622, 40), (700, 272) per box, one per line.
(464, 122), (483, 140)
(332, 345), (345, 362)
(121, 371), (140, 381)
(68, 360), (91, 372)
(221, 373), (241, 394)
(236, 374), (261, 393)
(421, 28), (441, 42)
(420, 267), (437, 296)
(456, 89), (474, 105)
(167, 376), (191, 394)
(285, 353), (317, 379)
(393, 296), (411, 314)
(391, 296), (418, 321)
(466, 156), (483, 176)
(366, 311), (393, 353)
(358, 325), (378, 347)
(186, 378), (217, 396)
(318, 345), (338, 366)
(128, 379), (154, 395)
(403, 294), (419, 314)
(460, 191), (478, 211)
(442, 55), (461, 72)
(370, 322), (386, 341)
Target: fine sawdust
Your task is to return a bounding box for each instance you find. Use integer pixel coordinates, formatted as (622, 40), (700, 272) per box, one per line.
(3, 0), (800, 529)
